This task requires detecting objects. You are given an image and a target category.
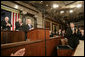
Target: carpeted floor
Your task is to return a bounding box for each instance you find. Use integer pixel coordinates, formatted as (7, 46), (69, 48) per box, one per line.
(73, 40), (84, 56)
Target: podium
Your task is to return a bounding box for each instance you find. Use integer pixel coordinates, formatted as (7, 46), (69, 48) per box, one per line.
(27, 28), (50, 41)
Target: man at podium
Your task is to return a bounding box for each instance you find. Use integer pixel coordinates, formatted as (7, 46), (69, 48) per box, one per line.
(25, 19), (33, 30)
(23, 19), (33, 40)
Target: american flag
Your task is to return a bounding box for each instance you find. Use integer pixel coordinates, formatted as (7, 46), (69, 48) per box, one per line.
(11, 12), (20, 31)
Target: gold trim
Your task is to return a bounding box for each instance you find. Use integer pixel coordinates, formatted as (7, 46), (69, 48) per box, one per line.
(1, 5), (19, 13)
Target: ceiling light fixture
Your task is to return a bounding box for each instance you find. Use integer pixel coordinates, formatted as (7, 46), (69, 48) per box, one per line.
(76, 4), (82, 8)
(53, 4), (59, 8)
(40, 1), (43, 3)
(46, 4), (48, 7)
(69, 10), (73, 13)
(60, 11), (64, 14)
(15, 5), (18, 9)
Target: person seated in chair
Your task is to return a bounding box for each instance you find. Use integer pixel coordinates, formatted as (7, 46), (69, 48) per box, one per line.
(80, 29), (84, 40)
(49, 31), (54, 37)
(62, 30), (66, 37)
(56, 29), (62, 36)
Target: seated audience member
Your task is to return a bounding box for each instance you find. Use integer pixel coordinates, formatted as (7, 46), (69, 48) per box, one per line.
(65, 22), (79, 49)
(1, 17), (12, 30)
(60, 30), (68, 45)
(11, 48), (25, 56)
(56, 29), (62, 36)
(61, 38), (68, 46)
(62, 30), (66, 37)
(49, 31), (54, 37)
(80, 29), (84, 40)
(77, 27), (84, 40)
(77, 27), (81, 39)
(15, 18), (23, 30)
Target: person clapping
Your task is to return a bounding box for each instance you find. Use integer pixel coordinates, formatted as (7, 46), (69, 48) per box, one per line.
(1, 17), (12, 30)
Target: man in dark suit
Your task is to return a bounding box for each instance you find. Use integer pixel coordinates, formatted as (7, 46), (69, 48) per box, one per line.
(22, 19), (33, 40)
(65, 22), (79, 49)
(1, 17), (12, 30)
(15, 18), (23, 30)
(23, 19), (33, 31)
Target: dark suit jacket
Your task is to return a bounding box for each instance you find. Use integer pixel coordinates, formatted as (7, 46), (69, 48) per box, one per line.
(15, 22), (23, 30)
(22, 24), (33, 32)
(22, 24), (33, 40)
(65, 27), (79, 49)
(1, 20), (12, 30)
(80, 35), (84, 40)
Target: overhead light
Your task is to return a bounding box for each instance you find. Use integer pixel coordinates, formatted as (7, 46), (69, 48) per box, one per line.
(40, 1), (43, 3)
(60, 11), (64, 14)
(53, 4), (59, 8)
(46, 4), (48, 7)
(69, 10), (73, 13)
(15, 5), (18, 9)
(76, 4), (82, 8)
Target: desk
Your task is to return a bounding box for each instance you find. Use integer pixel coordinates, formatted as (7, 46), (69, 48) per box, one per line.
(1, 31), (25, 44)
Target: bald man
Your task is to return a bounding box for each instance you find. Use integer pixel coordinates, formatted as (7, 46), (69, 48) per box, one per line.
(1, 17), (12, 30)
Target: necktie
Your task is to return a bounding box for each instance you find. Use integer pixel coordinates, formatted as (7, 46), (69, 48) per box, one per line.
(28, 25), (31, 29)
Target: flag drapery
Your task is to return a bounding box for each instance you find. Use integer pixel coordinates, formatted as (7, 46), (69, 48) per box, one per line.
(11, 12), (20, 31)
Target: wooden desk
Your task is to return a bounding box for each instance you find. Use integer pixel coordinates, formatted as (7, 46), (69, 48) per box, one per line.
(1, 37), (62, 56)
(1, 31), (25, 44)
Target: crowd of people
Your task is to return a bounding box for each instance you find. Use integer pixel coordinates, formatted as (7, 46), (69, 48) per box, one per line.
(1, 16), (33, 31)
(1, 17), (33, 40)
(1, 17), (84, 56)
(50, 23), (84, 49)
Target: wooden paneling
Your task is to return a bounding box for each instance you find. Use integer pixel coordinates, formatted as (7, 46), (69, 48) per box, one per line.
(1, 37), (62, 56)
(1, 31), (25, 44)
(57, 49), (74, 56)
(46, 38), (60, 56)
(45, 21), (50, 30)
(1, 32), (74, 56)
(1, 32), (4, 44)
(27, 28), (50, 41)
